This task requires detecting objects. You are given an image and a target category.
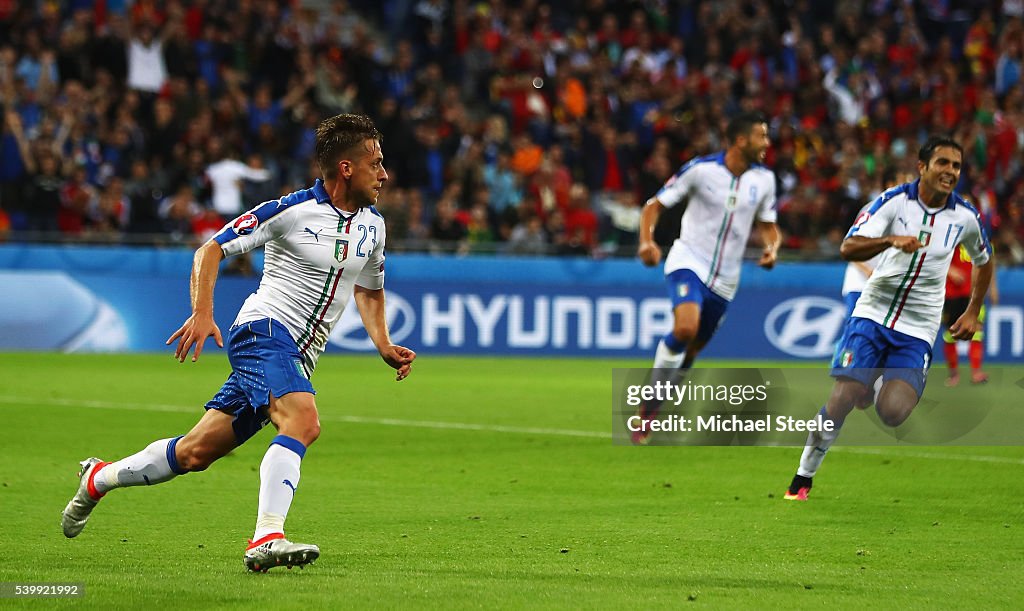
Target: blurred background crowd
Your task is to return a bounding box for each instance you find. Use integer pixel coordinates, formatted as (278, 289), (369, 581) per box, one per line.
(2, 0), (1024, 264)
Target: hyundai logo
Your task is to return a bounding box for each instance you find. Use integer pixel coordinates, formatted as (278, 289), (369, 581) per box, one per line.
(328, 291), (416, 351)
(764, 296), (847, 358)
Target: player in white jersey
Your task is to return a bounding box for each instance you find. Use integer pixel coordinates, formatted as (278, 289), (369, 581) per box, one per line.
(61, 114), (416, 571)
(785, 136), (993, 501)
(632, 112), (781, 444)
(835, 170), (912, 345)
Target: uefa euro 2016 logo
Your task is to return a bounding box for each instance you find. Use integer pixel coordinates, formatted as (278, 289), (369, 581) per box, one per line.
(233, 214), (259, 236)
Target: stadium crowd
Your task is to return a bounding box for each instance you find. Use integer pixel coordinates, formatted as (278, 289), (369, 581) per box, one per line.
(1, 0), (1024, 264)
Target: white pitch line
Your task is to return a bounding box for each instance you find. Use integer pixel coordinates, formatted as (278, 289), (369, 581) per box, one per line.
(331, 414), (606, 438)
(0, 395), (605, 439)
(0, 396), (196, 413)
(2, 395), (1023, 464)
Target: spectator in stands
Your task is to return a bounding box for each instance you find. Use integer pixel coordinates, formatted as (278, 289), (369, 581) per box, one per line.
(89, 176), (130, 239)
(58, 164), (96, 236)
(126, 23), (167, 96)
(159, 183), (201, 245)
(125, 158), (163, 236)
(227, 72), (315, 140)
(429, 188), (468, 253)
(563, 184), (599, 255)
(315, 57), (359, 117)
(506, 209), (549, 256)
(464, 199), (494, 249)
(15, 28), (58, 94)
(483, 150), (522, 218)
(23, 150), (63, 233)
(204, 137), (272, 219)
(191, 205), (225, 245)
(404, 187), (430, 243)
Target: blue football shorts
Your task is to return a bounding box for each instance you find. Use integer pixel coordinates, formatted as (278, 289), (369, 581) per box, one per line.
(665, 268), (730, 345)
(205, 318), (315, 444)
(830, 316), (932, 397)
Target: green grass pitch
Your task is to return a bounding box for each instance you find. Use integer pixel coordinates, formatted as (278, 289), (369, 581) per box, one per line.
(1, 353), (1022, 608)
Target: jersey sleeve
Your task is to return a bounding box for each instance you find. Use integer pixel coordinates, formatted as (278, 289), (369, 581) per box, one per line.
(756, 173), (778, 223)
(214, 200), (299, 257)
(655, 161), (699, 208)
(845, 193), (896, 239)
(355, 221), (386, 290)
(962, 208), (992, 267)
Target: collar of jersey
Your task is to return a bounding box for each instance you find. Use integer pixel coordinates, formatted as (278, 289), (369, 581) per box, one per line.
(907, 179), (957, 213)
(311, 178), (333, 205)
(312, 178), (357, 220)
(713, 151), (766, 177)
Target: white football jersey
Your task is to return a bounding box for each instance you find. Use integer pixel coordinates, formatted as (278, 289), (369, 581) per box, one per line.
(656, 152), (777, 300)
(214, 179), (386, 373)
(847, 180), (991, 344)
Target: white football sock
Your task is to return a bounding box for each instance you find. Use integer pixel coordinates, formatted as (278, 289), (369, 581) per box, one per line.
(95, 436), (185, 494)
(253, 436), (305, 541)
(797, 410), (843, 478)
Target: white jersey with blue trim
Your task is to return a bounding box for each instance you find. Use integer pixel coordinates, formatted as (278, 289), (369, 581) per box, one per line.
(656, 152), (777, 300)
(847, 180), (991, 344)
(213, 178), (386, 372)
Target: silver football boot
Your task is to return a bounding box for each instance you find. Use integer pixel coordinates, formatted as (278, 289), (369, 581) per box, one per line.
(61, 457), (107, 538)
(244, 536), (320, 572)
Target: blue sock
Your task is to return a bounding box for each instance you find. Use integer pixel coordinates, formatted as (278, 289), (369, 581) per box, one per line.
(662, 331), (688, 354)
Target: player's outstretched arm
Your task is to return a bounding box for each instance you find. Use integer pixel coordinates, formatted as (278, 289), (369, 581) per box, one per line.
(951, 258), (994, 340)
(166, 240), (225, 362)
(840, 235), (921, 261)
(637, 198), (665, 267)
(354, 285), (416, 381)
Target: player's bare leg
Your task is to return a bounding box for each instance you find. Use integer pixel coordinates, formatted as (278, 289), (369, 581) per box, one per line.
(175, 409), (242, 470)
(62, 410), (236, 538)
(635, 303), (701, 444)
(786, 378), (866, 500)
(874, 379), (920, 427)
(244, 392), (321, 572)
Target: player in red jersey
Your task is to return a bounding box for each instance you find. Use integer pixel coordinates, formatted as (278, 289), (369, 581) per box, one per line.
(942, 245), (998, 386)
